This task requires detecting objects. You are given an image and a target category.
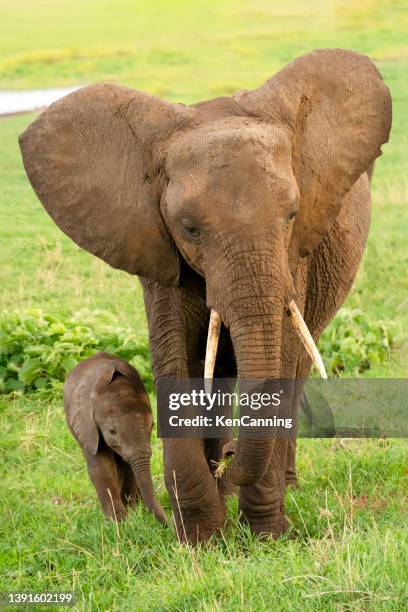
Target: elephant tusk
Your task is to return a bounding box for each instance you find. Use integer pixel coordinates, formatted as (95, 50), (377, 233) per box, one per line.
(204, 309), (221, 392)
(288, 300), (328, 379)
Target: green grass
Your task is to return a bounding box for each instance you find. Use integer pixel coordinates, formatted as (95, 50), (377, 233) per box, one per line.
(1, 0), (408, 609)
(2, 392), (408, 609)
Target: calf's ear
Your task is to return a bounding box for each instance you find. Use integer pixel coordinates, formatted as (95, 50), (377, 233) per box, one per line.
(67, 387), (100, 457)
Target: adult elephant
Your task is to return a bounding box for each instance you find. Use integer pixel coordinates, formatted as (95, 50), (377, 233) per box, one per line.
(19, 49), (391, 543)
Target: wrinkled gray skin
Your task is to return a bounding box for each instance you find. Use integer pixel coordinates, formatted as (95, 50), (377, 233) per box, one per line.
(64, 352), (166, 524)
(20, 49), (392, 543)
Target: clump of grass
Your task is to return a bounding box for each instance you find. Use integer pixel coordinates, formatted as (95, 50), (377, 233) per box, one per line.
(0, 308), (152, 395)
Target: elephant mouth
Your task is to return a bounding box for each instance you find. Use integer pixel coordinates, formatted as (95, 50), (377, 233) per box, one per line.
(204, 300), (327, 383)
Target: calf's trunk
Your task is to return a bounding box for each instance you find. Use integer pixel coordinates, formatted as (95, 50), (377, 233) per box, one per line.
(130, 454), (167, 524)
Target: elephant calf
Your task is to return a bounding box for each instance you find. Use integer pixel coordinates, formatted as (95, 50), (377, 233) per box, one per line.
(64, 352), (166, 524)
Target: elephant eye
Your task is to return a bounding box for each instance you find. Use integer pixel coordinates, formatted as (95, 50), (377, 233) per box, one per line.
(179, 218), (201, 241)
(109, 428), (117, 435)
(287, 211), (297, 221)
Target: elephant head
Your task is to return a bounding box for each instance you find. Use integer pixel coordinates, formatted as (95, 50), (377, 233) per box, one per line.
(65, 354), (166, 523)
(21, 50), (391, 487)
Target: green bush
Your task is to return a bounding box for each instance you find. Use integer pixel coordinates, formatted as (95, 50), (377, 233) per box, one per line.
(0, 307), (394, 395)
(0, 309), (152, 395)
(319, 308), (394, 376)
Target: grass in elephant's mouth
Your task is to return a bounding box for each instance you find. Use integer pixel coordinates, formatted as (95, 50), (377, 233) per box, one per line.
(212, 456), (234, 480)
(1, 0), (408, 609)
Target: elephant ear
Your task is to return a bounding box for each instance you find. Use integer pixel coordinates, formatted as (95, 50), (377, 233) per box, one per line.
(234, 49), (392, 258)
(64, 364), (104, 456)
(107, 356), (145, 387)
(71, 404), (99, 457)
(92, 356), (150, 409)
(19, 84), (186, 285)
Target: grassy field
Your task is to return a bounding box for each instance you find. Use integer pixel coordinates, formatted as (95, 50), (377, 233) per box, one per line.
(1, 0), (408, 609)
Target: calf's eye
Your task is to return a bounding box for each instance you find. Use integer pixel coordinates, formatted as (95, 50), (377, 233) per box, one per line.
(287, 211), (297, 221)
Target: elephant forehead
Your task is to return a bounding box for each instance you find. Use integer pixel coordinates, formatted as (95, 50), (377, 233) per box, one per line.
(166, 120), (292, 174)
(164, 123), (296, 218)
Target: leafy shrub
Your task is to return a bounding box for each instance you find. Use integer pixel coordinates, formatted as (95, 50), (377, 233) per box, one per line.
(319, 308), (394, 376)
(0, 307), (394, 395)
(0, 309), (152, 395)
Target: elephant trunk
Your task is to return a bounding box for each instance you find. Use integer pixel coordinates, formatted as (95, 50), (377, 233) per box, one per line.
(226, 284), (284, 486)
(130, 453), (167, 524)
(207, 237), (287, 487)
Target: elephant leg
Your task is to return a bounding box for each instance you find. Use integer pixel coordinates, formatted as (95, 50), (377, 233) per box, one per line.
(239, 438), (289, 537)
(85, 448), (127, 520)
(116, 457), (140, 508)
(142, 276), (226, 543)
(238, 386), (302, 534)
(163, 437), (226, 544)
(239, 362), (305, 535)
